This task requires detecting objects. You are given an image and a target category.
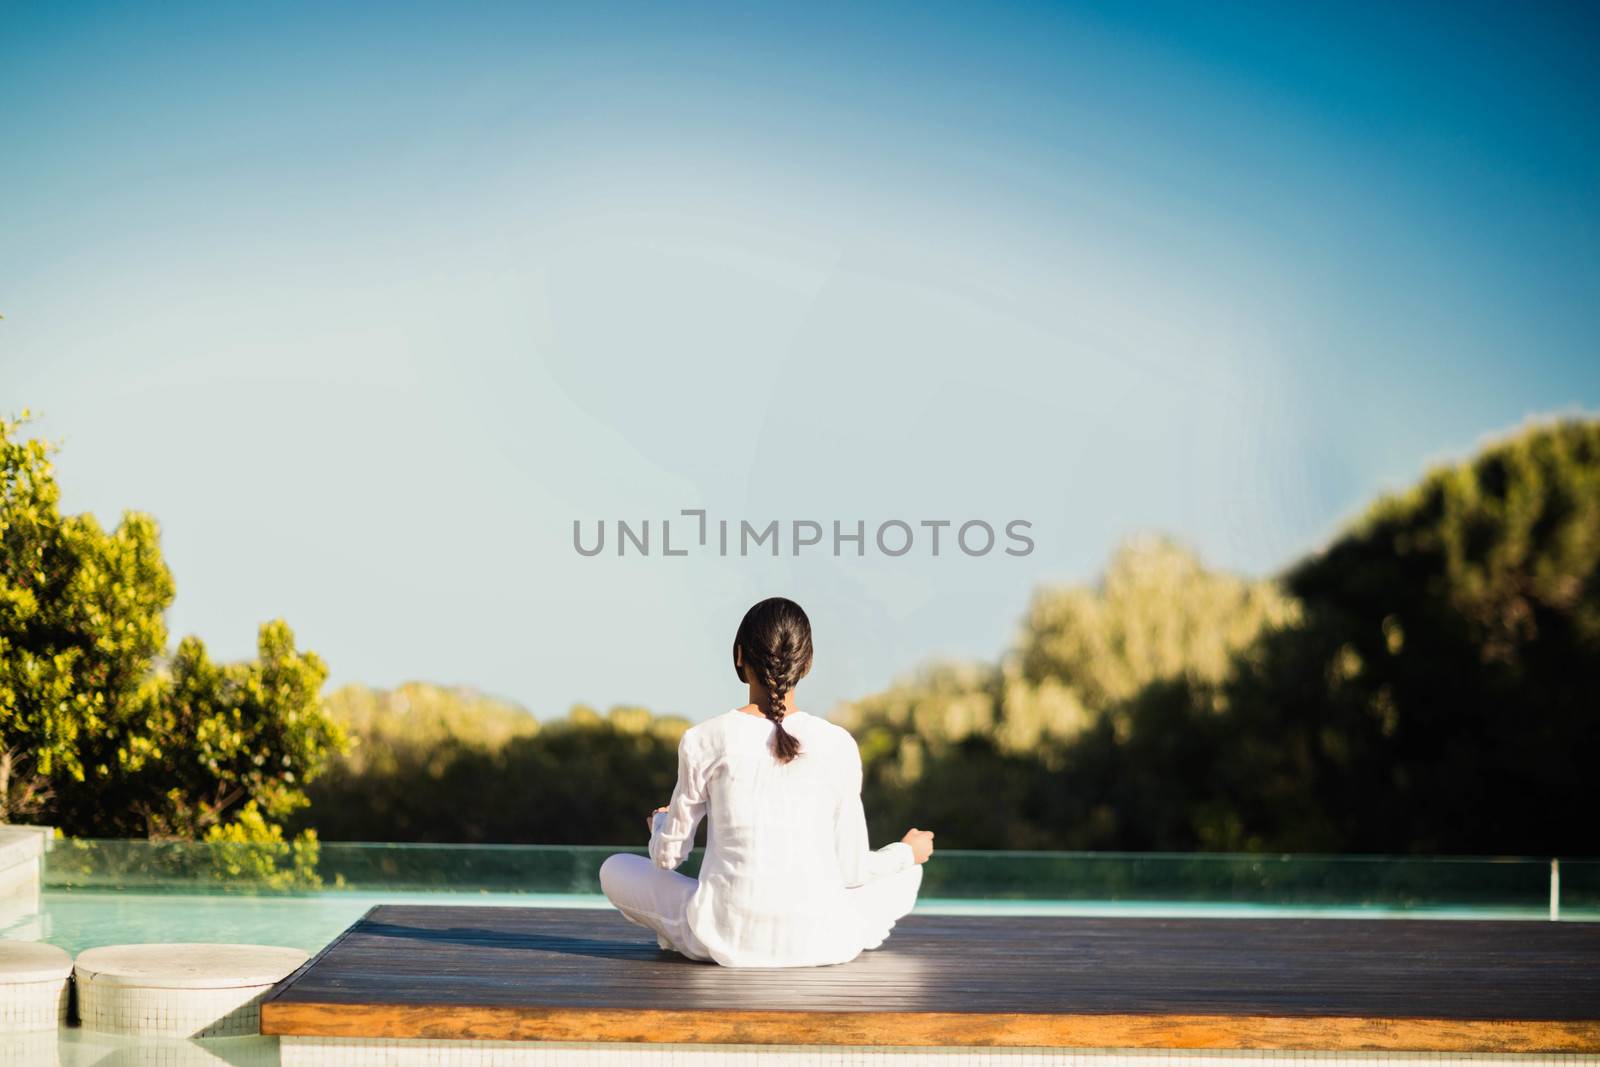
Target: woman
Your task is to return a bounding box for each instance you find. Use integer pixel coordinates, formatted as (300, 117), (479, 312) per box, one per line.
(599, 597), (935, 967)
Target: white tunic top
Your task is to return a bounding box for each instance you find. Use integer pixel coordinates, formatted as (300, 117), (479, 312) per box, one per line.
(648, 708), (916, 967)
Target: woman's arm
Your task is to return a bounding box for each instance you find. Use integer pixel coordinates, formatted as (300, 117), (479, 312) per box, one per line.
(648, 732), (707, 870)
(835, 736), (916, 888)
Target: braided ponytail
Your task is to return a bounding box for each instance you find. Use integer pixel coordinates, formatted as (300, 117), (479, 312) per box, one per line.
(733, 598), (814, 765)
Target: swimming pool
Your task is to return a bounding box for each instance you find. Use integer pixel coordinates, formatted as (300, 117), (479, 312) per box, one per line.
(15, 838), (1600, 966)
(14, 839), (1600, 958)
(5, 842), (1597, 1067)
(17, 886), (1593, 959)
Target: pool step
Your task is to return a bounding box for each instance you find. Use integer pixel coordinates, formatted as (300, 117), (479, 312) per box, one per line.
(0, 941), (72, 1032)
(74, 943), (308, 1038)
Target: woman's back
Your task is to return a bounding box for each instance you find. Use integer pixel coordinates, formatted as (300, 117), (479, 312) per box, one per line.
(696, 710), (849, 905)
(647, 709), (909, 966)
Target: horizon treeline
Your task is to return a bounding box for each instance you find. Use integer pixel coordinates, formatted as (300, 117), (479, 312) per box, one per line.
(293, 419), (1599, 855)
(4, 414), (1596, 855)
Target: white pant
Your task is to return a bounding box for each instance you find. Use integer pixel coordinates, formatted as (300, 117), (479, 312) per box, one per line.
(598, 853), (923, 963)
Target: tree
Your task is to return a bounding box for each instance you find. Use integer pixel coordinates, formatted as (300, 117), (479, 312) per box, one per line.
(0, 414), (344, 841)
(1034, 418), (1600, 854)
(1212, 417), (1600, 853)
(295, 693), (688, 843)
(0, 414), (173, 820)
(835, 418), (1599, 854)
(832, 539), (1295, 846)
(1015, 536), (1299, 722)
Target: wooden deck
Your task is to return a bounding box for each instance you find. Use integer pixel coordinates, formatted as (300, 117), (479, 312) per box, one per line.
(259, 905), (1600, 1053)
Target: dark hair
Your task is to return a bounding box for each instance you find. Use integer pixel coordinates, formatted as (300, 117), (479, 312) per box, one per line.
(733, 597), (814, 764)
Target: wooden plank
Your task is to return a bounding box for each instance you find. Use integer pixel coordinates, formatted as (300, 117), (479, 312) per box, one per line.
(260, 903), (377, 1006)
(261, 1003), (1600, 1053)
(258, 904), (1600, 1052)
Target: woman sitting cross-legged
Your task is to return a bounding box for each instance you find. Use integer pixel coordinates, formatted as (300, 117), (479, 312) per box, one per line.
(599, 596), (935, 968)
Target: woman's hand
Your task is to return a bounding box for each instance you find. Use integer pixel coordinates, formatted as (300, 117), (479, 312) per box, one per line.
(901, 827), (935, 864)
(646, 805), (668, 832)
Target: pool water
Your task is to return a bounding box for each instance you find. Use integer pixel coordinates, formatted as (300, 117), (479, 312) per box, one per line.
(2, 1029), (281, 1066)
(6, 845), (1594, 1065)
(13, 889), (1580, 959)
(16, 890), (607, 957)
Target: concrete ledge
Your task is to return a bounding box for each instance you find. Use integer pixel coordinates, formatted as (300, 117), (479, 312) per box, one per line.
(75, 943), (309, 1039)
(0, 827), (49, 902)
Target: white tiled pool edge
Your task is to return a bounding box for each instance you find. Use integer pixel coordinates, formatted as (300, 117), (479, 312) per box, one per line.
(0, 940), (71, 1033)
(279, 1042), (1600, 1067)
(78, 981), (278, 1038)
(0, 979), (68, 1032)
(75, 943), (309, 1038)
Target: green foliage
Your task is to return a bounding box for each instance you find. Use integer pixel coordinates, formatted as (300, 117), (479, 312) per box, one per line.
(0, 414), (345, 854)
(57, 622), (346, 839)
(46, 818), (330, 892)
(324, 682), (542, 779)
(1205, 417), (1600, 854)
(203, 801), (325, 890)
(1016, 536), (1299, 714)
(841, 419), (1599, 855)
(0, 413), (173, 818)
(294, 688), (689, 844)
(834, 538), (1295, 791)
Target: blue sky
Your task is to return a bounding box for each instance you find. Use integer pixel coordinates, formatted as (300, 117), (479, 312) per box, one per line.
(2, 1), (1597, 721)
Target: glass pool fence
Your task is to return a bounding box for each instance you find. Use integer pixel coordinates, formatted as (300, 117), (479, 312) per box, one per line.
(38, 839), (1600, 919)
